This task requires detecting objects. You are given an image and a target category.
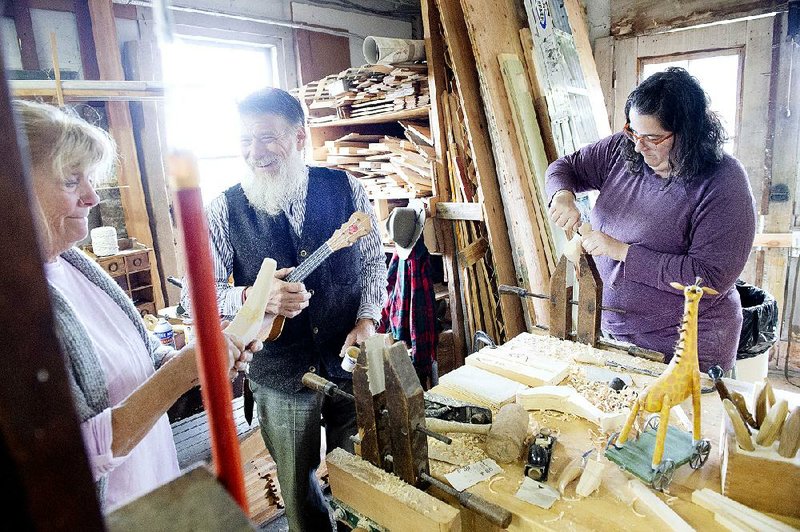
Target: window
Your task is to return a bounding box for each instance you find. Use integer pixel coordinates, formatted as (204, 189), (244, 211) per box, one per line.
(640, 50), (742, 154)
(161, 39), (278, 203)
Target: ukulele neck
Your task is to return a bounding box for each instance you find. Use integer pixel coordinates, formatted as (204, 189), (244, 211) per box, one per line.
(286, 243), (334, 283)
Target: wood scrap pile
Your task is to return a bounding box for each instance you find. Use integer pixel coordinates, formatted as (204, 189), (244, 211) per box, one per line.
(440, 71), (502, 343)
(297, 64), (430, 124)
(323, 129), (434, 199)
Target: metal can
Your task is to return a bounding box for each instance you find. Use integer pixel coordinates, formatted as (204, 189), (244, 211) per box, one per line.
(340, 346), (360, 373)
(154, 318), (176, 348)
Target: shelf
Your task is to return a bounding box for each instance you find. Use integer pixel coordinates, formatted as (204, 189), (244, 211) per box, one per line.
(10, 80), (164, 102)
(309, 106), (430, 128)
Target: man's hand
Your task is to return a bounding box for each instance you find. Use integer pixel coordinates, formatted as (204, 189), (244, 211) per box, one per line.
(340, 319), (376, 357)
(220, 321), (258, 379)
(548, 190), (581, 233)
(245, 267), (311, 318)
(581, 231), (630, 262)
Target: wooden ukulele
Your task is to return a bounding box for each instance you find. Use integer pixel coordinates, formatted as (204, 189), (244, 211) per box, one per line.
(263, 211), (371, 341)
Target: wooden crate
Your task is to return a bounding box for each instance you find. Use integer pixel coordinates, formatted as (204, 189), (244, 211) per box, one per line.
(720, 404), (800, 518)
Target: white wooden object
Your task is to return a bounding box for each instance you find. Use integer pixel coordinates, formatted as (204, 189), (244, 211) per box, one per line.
(438, 365), (526, 409)
(464, 349), (569, 387)
(691, 488), (795, 532)
(628, 480), (693, 532)
(517, 385), (628, 433)
(226, 258), (277, 344)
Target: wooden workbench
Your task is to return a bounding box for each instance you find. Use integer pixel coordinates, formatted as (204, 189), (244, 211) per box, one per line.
(427, 377), (800, 531)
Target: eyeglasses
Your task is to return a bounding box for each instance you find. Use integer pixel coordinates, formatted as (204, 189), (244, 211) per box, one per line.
(240, 129), (292, 147)
(623, 123), (674, 147)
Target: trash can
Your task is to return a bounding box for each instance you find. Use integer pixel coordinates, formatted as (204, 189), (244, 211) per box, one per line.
(735, 281), (779, 382)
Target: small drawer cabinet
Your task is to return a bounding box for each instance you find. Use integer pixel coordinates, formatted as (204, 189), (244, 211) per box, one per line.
(95, 246), (156, 317)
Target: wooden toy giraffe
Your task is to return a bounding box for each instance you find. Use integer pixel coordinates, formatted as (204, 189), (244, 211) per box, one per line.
(615, 277), (718, 469)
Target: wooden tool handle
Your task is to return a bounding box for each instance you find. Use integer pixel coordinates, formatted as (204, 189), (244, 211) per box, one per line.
(425, 418), (491, 435)
(420, 472), (511, 528)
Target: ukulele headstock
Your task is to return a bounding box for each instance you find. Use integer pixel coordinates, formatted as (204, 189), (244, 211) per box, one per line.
(327, 212), (371, 251)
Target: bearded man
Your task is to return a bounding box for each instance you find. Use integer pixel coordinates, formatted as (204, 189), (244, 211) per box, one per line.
(182, 88), (386, 530)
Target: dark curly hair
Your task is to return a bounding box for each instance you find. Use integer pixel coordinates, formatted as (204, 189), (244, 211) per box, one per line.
(622, 67), (726, 184)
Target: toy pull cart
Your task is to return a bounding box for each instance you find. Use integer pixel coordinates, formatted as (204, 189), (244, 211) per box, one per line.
(605, 415), (711, 491)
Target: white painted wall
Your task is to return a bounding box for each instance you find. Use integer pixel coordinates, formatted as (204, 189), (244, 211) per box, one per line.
(583, 0), (612, 47)
(291, 2), (413, 67)
(1, 18), (22, 70)
(31, 9), (83, 76)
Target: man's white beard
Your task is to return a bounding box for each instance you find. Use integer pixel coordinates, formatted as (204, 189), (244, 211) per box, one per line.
(241, 149), (308, 215)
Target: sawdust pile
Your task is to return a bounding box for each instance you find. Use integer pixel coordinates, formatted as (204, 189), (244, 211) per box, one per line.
(427, 433), (488, 475)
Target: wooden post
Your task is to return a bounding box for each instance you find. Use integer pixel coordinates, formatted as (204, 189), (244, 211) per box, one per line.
(421, 0), (467, 364)
(87, 0), (164, 310)
(12, 0), (39, 71)
(576, 254), (602, 346)
(549, 256), (571, 339)
(0, 48), (103, 530)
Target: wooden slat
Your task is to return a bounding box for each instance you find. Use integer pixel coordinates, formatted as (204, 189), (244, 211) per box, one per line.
(0, 51), (103, 530)
(422, 0), (467, 366)
(518, 28), (559, 164)
(12, 0), (39, 70)
(498, 53), (557, 273)
(87, 0), (164, 310)
(459, 0), (552, 326)
(435, 201), (483, 221)
(435, 0), (525, 340)
(563, 0), (611, 137)
(74, 0), (100, 80)
(611, 0), (787, 36)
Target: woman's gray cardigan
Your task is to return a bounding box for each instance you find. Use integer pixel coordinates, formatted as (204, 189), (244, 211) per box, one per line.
(48, 248), (164, 504)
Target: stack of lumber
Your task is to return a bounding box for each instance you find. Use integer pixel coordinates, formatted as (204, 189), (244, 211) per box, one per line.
(323, 132), (434, 199)
(298, 64), (430, 124)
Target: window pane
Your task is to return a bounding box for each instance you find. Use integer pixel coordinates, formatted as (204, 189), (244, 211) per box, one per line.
(640, 51), (741, 154)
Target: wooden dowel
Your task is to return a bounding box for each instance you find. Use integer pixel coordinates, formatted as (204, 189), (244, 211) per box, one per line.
(49, 33), (64, 107)
(168, 151), (248, 512)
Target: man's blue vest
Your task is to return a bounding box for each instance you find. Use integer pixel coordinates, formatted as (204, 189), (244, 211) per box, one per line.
(225, 167), (362, 392)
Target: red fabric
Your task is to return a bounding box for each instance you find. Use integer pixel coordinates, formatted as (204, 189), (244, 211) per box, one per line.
(379, 240), (437, 377)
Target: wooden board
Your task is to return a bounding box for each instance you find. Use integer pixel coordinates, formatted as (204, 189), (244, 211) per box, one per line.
(517, 385), (628, 433)
(437, 365), (527, 410)
(106, 466), (252, 531)
(465, 346), (570, 387)
(433, 0), (525, 340)
(459, 0), (553, 326)
(611, 0), (787, 36)
(326, 448), (461, 531)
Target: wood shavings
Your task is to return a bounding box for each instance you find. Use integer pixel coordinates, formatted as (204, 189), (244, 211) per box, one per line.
(543, 511), (565, 523)
(488, 475), (505, 494)
(427, 433), (488, 475)
(629, 500), (647, 518)
(567, 368), (638, 414)
(665, 496), (678, 506)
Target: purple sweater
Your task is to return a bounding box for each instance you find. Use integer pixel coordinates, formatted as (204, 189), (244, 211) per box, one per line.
(546, 133), (756, 371)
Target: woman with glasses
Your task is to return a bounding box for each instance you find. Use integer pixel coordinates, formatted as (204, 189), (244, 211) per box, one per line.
(546, 67), (755, 373)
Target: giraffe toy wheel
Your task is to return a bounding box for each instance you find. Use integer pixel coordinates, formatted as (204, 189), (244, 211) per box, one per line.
(689, 439), (711, 469)
(651, 459), (675, 491)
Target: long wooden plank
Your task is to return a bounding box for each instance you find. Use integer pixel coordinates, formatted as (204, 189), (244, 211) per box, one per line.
(498, 53), (557, 273)
(326, 448), (461, 531)
(457, 0), (552, 327)
(422, 0), (467, 366)
(0, 50), (103, 529)
(611, 0), (787, 36)
(434, 0), (526, 340)
(563, 0), (612, 137)
(12, 0), (39, 70)
(87, 0), (164, 310)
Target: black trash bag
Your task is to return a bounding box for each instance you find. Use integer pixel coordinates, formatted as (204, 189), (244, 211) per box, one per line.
(736, 280), (779, 359)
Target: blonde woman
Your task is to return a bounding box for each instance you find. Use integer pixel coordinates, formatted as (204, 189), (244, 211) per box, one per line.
(14, 100), (257, 510)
